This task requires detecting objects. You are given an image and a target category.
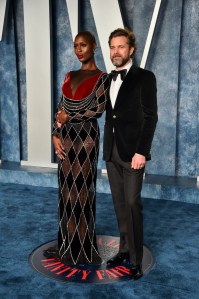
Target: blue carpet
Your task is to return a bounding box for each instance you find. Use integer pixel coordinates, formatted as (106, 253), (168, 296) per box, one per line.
(0, 183), (198, 298)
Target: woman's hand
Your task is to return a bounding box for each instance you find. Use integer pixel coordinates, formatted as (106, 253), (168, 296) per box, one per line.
(52, 135), (66, 160)
(56, 110), (68, 125)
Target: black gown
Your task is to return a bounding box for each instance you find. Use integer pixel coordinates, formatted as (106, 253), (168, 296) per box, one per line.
(53, 71), (109, 265)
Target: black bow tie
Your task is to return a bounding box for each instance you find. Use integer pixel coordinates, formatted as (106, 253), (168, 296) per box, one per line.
(111, 69), (127, 81)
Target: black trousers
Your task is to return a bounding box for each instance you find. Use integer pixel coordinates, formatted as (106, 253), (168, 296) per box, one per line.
(106, 139), (145, 265)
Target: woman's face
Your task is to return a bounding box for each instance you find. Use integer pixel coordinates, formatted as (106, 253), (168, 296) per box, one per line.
(74, 35), (96, 63)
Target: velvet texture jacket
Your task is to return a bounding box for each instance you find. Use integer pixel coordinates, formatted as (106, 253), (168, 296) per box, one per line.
(103, 65), (158, 162)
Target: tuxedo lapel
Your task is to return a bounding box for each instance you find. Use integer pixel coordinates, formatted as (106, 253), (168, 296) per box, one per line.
(114, 65), (140, 109)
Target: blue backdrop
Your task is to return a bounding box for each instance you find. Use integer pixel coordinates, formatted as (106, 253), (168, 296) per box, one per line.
(0, 0), (198, 178)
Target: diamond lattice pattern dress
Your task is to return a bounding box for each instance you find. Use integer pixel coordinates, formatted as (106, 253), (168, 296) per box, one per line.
(53, 71), (109, 265)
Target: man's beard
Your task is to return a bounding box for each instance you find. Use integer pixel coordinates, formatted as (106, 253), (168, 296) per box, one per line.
(111, 55), (129, 67)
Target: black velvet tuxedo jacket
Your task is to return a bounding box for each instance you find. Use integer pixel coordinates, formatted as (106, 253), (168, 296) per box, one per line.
(103, 64), (158, 162)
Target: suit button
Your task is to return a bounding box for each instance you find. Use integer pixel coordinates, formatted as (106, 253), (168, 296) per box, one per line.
(113, 115), (116, 119)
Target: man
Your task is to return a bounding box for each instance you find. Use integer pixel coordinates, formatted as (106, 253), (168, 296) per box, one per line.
(103, 28), (158, 280)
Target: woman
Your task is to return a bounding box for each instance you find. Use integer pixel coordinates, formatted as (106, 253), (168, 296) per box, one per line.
(44, 31), (109, 265)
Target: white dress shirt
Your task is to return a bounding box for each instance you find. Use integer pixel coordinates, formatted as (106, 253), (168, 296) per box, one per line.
(110, 59), (133, 108)
(109, 60), (142, 158)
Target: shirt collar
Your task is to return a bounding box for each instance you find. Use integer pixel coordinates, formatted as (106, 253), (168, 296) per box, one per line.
(116, 59), (133, 73)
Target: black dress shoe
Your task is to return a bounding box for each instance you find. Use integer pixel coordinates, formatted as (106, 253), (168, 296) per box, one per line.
(130, 264), (143, 280)
(107, 252), (129, 265)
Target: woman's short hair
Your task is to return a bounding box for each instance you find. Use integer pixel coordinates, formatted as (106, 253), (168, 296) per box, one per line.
(75, 31), (96, 45)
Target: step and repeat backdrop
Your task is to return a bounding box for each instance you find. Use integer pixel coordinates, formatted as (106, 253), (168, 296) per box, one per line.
(0, 0), (198, 178)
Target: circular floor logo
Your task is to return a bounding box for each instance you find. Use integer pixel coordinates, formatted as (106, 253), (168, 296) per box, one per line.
(29, 235), (154, 284)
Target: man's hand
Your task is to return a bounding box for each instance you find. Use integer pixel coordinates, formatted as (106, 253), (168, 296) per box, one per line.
(131, 153), (146, 169)
(52, 135), (66, 160)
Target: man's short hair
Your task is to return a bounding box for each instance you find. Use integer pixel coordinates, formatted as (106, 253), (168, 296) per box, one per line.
(108, 28), (137, 57)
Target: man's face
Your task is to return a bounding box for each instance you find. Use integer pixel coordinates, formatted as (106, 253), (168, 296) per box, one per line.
(110, 36), (134, 69)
